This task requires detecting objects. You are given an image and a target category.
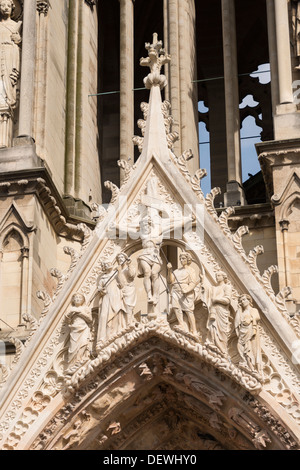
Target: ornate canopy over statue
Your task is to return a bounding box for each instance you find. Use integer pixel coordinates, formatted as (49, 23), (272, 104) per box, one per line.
(0, 34), (299, 451)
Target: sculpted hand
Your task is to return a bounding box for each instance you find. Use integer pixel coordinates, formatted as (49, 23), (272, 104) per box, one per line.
(11, 32), (21, 44)
(98, 287), (107, 297)
(10, 69), (19, 85)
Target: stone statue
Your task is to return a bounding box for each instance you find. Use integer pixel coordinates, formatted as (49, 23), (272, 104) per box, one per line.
(115, 176), (194, 311)
(167, 251), (199, 336)
(0, 0), (22, 147)
(115, 252), (137, 324)
(135, 211), (193, 308)
(97, 258), (135, 345)
(205, 271), (232, 356)
(61, 419), (82, 450)
(234, 294), (262, 374)
(137, 226), (163, 306)
(64, 293), (93, 368)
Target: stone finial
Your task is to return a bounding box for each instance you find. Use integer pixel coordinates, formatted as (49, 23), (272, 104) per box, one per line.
(140, 33), (171, 89)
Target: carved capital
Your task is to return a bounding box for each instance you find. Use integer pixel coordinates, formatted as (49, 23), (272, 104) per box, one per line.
(85, 0), (96, 8)
(279, 219), (290, 231)
(21, 246), (29, 259)
(37, 0), (49, 15)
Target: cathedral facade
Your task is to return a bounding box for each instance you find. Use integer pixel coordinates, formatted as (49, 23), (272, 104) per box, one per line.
(0, 0), (299, 450)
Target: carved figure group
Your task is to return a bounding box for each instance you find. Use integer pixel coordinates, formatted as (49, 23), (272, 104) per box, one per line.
(64, 247), (262, 378)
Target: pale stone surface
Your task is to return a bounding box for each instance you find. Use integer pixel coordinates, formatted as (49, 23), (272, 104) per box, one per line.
(0, 33), (299, 452)
(0, 1), (299, 452)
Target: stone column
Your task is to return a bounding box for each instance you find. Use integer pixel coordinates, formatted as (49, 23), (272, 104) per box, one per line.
(274, 0), (294, 105)
(178, 0), (199, 174)
(207, 81), (228, 199)
(279, 219), (290, 289)
(266, 0), (280, 116)
(17, 0), (37, 140)
(163, 0), (170, 102)
(65, 0), (78, 196)
(34, 1), (49, 157)
(20, 247), (29, 323)
(164, 0), (199, 173)
(74, 0), (84, 198)
(164, 0), (180, 155)
(119, 0), (134, 184)
(221, 0), (245, 206)
(271, 0), (300, 140)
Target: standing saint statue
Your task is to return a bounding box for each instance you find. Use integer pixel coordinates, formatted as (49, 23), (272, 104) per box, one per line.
(64, 293), (93, 369)
(205, 271), (232, 356)
(97, 257), (136, 346)
(234, 294), (262, 374)
(115, 252), (137, 325)
(0, 0), (22, 147)
(167, 251), (199, 336)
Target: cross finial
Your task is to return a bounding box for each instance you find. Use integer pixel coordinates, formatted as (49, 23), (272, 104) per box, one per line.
(140, 33), (171, 89)
(145, 33), (162, 53)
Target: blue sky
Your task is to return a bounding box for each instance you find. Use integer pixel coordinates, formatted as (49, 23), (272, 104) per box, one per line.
(199, 63), (271, 196)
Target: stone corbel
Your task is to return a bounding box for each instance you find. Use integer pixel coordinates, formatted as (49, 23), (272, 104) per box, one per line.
(37, 1), (49, 16)
(85, 0), (96, 8)
(279, 219), (290, 232)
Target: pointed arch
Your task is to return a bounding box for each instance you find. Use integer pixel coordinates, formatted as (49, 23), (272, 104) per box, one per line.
(0, 224), (30, 329)
(28, 334), (299, 451)
(280, 190), (300, 222)
(0, 223), (29, 253)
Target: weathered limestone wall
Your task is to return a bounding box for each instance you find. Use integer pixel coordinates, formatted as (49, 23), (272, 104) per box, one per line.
(0, 194), (36, 330)
(0, 191), (83, 331)
(34, 0), (68, 194)
(32, 200), (82, 318)
(227, 205), (279, 295)
(243, 226), (279, 294)
(33, 0), (101, 205)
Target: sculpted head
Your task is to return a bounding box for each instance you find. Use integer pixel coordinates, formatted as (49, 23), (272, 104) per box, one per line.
(71, 292), (85, 307)
(215, 271), (228, 284)
(0, 0), (14, 19)
(238, 294), (253, 309)
(139, 215), (154, 235)
(179, 251), (193, 266)
(101, 260), (113, 273)
(116, 252), (128, 265)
